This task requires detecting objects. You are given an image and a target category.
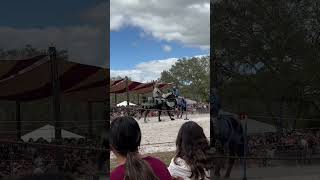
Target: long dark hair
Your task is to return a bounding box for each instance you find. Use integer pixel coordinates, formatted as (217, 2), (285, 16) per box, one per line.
(110, 116), (159, 180)
(175, 121), (211, 180)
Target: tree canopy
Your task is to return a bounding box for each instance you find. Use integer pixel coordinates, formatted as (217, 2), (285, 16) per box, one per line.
(211, 0), (320, 128)
(160, 56), (209, 102)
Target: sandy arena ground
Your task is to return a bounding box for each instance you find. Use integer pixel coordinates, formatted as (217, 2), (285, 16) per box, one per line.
(110, 113), (210, 158)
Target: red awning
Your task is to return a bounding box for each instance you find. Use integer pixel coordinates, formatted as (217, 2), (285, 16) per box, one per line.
(131, 82), (173, 94)
(0, 56), (108, 102)
(110, 79), (173, 94)
(110, 79), (142, 94)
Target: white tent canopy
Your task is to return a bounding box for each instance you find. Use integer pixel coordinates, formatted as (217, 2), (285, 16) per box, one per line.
(21, 124), (85, 142)
(185, 98), (197, 105)
(117, 101), (136, 107)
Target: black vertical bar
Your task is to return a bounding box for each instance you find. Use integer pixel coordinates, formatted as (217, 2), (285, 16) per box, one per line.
(16, 101), (21, 140)
(279, 96), (284, 133)
(125, 76), (129, 107)
(49, 46), (63, 172)
(88, 102), (93, 138)
(49, 46), (61, 140)
(243, 116), (248, 180)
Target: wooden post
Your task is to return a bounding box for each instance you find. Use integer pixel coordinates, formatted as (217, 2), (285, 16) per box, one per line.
(88, 102), (93, 138)
(125, 76), (130, 115)
(49, 46), (61, 140)
(49, 46), (63, 171)
(278, 96), (284, 133)
(243, 114), (248, 180)
(16, 101), (21, 140)
(240, 113), (248, 180)
(125, 76), (129, 106)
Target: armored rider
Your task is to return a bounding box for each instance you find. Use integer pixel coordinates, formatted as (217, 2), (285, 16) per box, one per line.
(153, 82), (163, 105)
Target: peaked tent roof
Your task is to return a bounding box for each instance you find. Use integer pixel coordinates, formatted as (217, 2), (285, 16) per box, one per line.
(131, 82), (173, 94)
(117, 101), (136, 107)
(0, 55), (108, 102)
(110, 79), (173, 94)
(185, 99), (197, 105)
(21, 124), (84, 142)
(110, 79), (142, 94)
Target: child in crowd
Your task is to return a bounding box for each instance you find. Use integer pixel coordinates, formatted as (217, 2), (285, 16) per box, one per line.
(168, 121), (212, 180)
(110, 116), (172, 180)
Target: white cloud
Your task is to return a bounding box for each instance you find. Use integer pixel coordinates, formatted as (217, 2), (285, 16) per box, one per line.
(110, 0), (209, 49)
(111, 58), (178, 82)
(0, 26), (107, 67)
(111, 54), (209, 82)
(162, 45), (172, 52)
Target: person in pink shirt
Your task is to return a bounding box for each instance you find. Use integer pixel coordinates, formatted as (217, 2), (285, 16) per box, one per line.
(110, 116), (173, 180)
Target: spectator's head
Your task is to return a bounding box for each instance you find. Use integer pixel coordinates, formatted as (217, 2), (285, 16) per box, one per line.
(110, 116), (158, 180)
(175, 121), (211, 179)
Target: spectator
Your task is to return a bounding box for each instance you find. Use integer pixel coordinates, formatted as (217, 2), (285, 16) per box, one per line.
(168, 121), (212, 180)
(110, 116), (172, 180)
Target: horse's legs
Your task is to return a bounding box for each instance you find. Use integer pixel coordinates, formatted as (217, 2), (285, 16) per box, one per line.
(158, 110), (162, 122)
(138, 109), (145, 120)
(176, 108), (179, 118)
(144, 110), (149, 123)
(225, 150), (235, 178)
(167, 110), (175, 120)
(179, 109), (183, 118)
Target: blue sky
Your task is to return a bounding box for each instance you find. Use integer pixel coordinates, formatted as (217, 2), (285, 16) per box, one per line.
(0, 1), (98, 28)
(0, 0), (107, 67)
(111, 26), (208, 70)
(110, 0), (210, 82)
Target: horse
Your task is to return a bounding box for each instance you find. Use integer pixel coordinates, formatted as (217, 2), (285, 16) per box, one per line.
(175, 96), (187, 119)
(138, 92), (177, 123)
(212, 93), (245, 178)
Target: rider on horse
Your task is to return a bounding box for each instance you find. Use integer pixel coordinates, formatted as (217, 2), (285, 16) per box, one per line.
(153, 82), (163, 105)
(172, 86), (181, 97)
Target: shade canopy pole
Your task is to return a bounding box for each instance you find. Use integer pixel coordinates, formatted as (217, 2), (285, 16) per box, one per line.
(49, 46), (63, 172)
(125, 76), (129, 107)
(88, 102), (93, 138)
(49, 46), (62, 140)
(16, 101), (21, 140)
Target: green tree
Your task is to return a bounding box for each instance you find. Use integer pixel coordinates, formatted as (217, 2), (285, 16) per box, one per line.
(212, 0), (320, 128)
(160, 56), (209, 102)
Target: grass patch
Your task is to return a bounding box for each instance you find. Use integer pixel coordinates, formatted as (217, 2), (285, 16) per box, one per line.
(110, 151), (175, 171)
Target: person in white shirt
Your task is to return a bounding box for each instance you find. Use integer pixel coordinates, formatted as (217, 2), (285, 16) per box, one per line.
(168, 121), (212, 180)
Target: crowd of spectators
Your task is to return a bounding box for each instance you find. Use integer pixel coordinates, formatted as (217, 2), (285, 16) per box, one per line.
(0, 138), (105, 179)
(188, 103), (209, 114)
(110, 102), (210, 120)
(248, 129), (320, 155)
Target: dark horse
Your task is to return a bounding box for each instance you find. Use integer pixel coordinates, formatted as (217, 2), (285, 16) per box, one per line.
(139, 92), (177, 122)
(212, 93), (245, 178)
(176, 96), (187, 119)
